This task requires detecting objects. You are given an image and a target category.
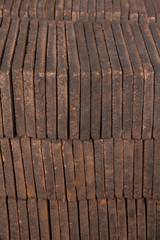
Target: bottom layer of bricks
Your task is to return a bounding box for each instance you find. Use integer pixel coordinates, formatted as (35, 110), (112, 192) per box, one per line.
(0, 198), (159, 240)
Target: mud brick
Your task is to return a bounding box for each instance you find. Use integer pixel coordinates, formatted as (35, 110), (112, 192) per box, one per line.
(46, 20), (56, 139)
(27, 198), (40, 239)
(134, 140), (143, 199)
(140, 23), (160, 139)
(143, 139), (153, 198)
(78, 200), (90, 240)
(38, 199), (50, 240)
(84, 22), (101, 139)
(37, 0), (47, 20)
(128, 0), (138, 22)
(20, 0), (30, 18)
(121, 23), (143, 139)
(127, 200), (137, 240)
(58, 201), (70, 240)
(73, 140), (86, 200)
(66, 22), (80, 139)
(144, 0), (156, 22)
(108, 199), (118, 240)
(57, 21), (68, 139)
(153, 0), (160, 23)
(72, 0), (80, 21)
(93, 23), (111, 139)
(112, 21), (133, 139)
(21, 138), (36, 198)
(28, 0), (38, 19)
(0, 19), (20, 138)
(103, 21), (122, 139)
(49, 200), (60, 240)
(147, 200), (156, 240)
(3, 0), (13, 16)
(0, 139), (16, 198)
(68, 201), (79, 240)
(11, 0), (22, 18)
(35, 20), (47, 138)
(88, 0), (96, 20)
(120, 0), (129, 22)
(83, 141), (95, 199)
(31, 139), (47, 199)
(103, 139), (114, 198)
(149, 22), (160, 55)
(46, 0), (55, 20)
(52, 140), (66, 201)
(0, 96), (3, 137)
(10, 138), (26, 199)
(0, 198), (9, 240)
(117, 199), (127, 240)
(0, 17), (11, 64)
(94, 140), (105, 199)
(64, 0), (72, 20)
(112, 0), (121, 21)
(114, 139), (123, 198)
(79, 0), (88, 20)
(55, 0), (64, 20)
(131, 23), (154, 139)
(157, 201), (160, 239)
(105, 0), (112, 20)
(74, 22), (90, 140)
(42, 139), (56, 200)
(137, 199), (146, 240)
(12, 19), (28, 136)
(88, 200), (99, 240)
(0, 147), (6, 197)
(153, 140), (160, 199)
(96, 0), (104, 21)
(7, 198), (19, 240)
(23, 19), (38, 138)
(123, 139), (134, 199)
(97, 199), (109, 240)
(62, 140), (76, 201)
(17, 199), (29, 240)
(136, 0), (148, 23)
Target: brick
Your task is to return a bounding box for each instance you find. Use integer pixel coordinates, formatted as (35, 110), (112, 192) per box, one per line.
(153, 140), (160, 199)
(58, 201), (70, 240)
(117, 199), (127, 240)
(157, 201), (160, 239)
(97, 199), (109, 240)
(17, 199), (29, 240)
(114, 140), (123, 198)
(55, 0), (64, 20)
(105, 0), (112, 20)
(20, 0), (30, 18)
(28, 0), (38, 19)
(72, 0), (80, 21)
(137, 199), (146, 240)
(147, 200), (156, 240)
(64, 0), (72, 20)
(49, 200), (60, 240)
(108, 199), (118, 240)
(46, 0), (55, 20)
(68, 201), (79, 240)
(37, 0), (47, 20)
(127, 200), (137, 240)
(0, 198), (9, 240)
(78, 200), (90, 240)
(11, 0), (22, 18)
(88, 0), (96, 20)
(7, 198), (19, 240)
(88, 200), (99, 240)
(96, 0), (104, 21)
(79, 0), (88, 20)
(0, 147), (6, 197)
(112, 0), (121, 21)
(120, 0), (129, 22)
(38, 199), (50, 240)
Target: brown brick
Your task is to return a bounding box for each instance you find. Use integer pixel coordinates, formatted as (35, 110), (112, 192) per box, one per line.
(17, 199), (29, 240)
(0, 198), (9, 240)
(49, 200), (60, 240)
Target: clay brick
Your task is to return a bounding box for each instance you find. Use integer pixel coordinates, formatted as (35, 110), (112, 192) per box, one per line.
(11, 0), (22, 18)
(105, 0), (112, 20)
(0, 17), (11, 64)
(137, 199), (146, 240)
(68, 201), (79, 240)
(46, 20), (57, 139)
(93, 23), (111, 139)
(157, 201), (160, 239)
(21, 138), (36, 198)
(103, 21), (122, 139)
(72, 0), (80, 21)
(112, 0), (121, 21)
(83, 140), (95, 199)
(52, 140), (66, 201)
(84, 22), (101, 140)
(66, 22), (80, 139)
(0, 139), (16, 198)
(74, 22), (90, 140)
(94, 139), (105, 199)
(136, 0), (148, 23)
(97, 199), (109, 240)
(10, 138), (26, 199)
(23, 19), (38, 137)
(55, 0), (64, 20)
(64, 0), (72, 20)
(46, 0), (55, 20)
(62, 140), (76, 201)
(73, 140), (86, 200)
(117, 199), (127, 240)
(57, 21), (68, 139)
(0, 19), (20, 138)
(88, 0), (96, 20)
(37, 0), (47, 20)
(0, 198), (9, 240)
(49, 200), (60, 240)
(147, 200), (156, 240)
(96, 0), (104, 21)
(127, 200), (137, 240)
(42, 139), (56, 200)
(144, 0), (156, 22)
(17, 199), (29, 240)
(78, 200), (90, 240)
(120, 0), (129, 22)
(153, 140), (160, 199)
(0, 147), (6, 198)
(28, 0), (38, 19)
(3, 0), (14, 16)
(79, 0), (88, 20)
(104, 139), (114, 199)
(128, 0), (138, 22)
(108, 199), (118, 240)
(27, 198), (40, 239)
(88, 200), (99, 240)
(35, 20), (47, 138)
(38, 199), (50, 240)
(7, 198), (19, 240)
(20, 0), (30, 18)
(31, 139), (47, 199)
(58, 201), (70, 240)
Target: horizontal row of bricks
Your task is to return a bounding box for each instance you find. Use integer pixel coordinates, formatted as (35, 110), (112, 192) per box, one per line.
(1, 19), (160, 140)
(0, 138), (160, 200)
(0, 0), (160, 23)
(0, 197), (159, 240)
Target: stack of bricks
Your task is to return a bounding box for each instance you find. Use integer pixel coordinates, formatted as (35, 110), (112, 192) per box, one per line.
(0, 0), (160, 239)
